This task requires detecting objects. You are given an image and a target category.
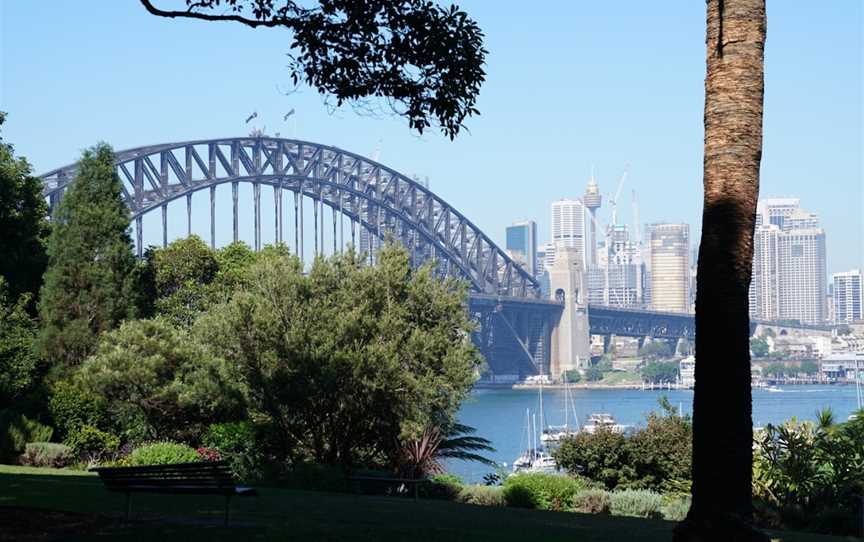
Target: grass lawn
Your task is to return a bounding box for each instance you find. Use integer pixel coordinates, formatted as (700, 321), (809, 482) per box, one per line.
(0, 465), (851, 542)
(601, 370), (642, 385)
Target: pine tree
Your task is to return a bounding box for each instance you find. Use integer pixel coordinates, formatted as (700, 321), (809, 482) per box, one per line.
(38, 143), (137, 371)
(0, 112), (50, 306)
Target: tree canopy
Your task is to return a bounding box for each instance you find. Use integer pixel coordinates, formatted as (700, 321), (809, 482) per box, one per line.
(75, 318), (244, 441)
(37, 143), (138, 371)
(140, 0), (486, 139)
(0, 112), (49, 306)
(195, 243), (481, 468)
(0, 278), (41, 410)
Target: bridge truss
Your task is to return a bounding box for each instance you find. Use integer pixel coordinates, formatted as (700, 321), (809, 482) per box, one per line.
(40, 137), (541, 299)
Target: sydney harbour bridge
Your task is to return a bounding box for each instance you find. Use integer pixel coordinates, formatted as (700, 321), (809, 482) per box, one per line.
(40, 136), (697, 377)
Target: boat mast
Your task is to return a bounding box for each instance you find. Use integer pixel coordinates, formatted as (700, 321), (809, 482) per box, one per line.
(563, 371), (569, 430)
(857, 357), (862, 411)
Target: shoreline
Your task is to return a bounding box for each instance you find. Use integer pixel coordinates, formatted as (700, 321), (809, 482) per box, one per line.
(475, 381), (852, 391)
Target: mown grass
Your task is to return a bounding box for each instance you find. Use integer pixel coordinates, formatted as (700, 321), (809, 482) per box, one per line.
(0, 465), (850, 542)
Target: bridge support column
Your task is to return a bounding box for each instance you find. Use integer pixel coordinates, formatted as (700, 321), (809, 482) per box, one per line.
(161, 204), (167, 248)
(135, 216), (143, 258)
(186, 194), (192, 238)
(638, 336), (650, 350)
(232, 182), (239, 243)
(548, 247), (591, 379)
(313, 195), (318, 256)
(274, 185), (282, 244)
(210, 186), (216, 249)
(253, 182), (261, 251)
(603, 334), (615, 355)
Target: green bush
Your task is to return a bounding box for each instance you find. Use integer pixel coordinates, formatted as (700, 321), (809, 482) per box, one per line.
(422, 473), (463, 500)
(48, 380), (104, 440)
(661, 496), (691, 521)
(127, 442), (199, 466)
(555, 398), (691, 492)
(457, 485), (505, 507)
(609, 489), (663, 519)
(571, 489), (612, 514)
(20, 442), (73, 468)
(64, 424), (119, 462)
(502, 472), (585, 511)
(0, 410), (53, 462)
(201, 421), (262, 481)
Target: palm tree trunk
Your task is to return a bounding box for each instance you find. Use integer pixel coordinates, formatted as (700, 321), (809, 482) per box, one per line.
(676, 0), (767, 540)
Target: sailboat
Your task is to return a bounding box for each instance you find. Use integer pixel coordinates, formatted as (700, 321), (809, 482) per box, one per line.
(541, 372), (580, 447)
(512, 380), (558, 473)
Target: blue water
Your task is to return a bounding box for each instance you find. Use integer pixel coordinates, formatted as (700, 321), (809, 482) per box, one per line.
(450, 385), (861, 482)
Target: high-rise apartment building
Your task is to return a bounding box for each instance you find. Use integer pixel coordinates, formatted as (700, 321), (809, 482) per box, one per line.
(648, 223), (690, 313)
(778, 228), (827, 324)
(542, 241), (557, 273)
(749, 223), (781, 320)
(833, 270), (863, 324)
(551, 199), (588, 266)
(505, 220), (537, 276)
(748, 199), (827, 324)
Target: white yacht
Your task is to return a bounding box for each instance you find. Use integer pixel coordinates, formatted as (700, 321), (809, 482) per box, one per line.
(581, 412), (627, 434)
(540, 373), (580, 447)
(513, 402), (558, 474)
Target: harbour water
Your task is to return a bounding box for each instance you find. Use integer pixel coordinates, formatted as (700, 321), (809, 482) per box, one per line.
(450, 384), (861, 482)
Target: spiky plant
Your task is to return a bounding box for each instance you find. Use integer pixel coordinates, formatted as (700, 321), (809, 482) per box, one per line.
(398, 423), (495, 479)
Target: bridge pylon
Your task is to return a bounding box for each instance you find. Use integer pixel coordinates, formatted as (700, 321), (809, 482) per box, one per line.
(548, 247), (592, 379)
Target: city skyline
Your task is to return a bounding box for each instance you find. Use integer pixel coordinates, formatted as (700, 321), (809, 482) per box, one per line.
(1, 2), (861, 276)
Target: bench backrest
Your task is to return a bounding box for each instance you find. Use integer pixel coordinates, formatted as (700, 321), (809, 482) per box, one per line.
(91, 461), (235, 492)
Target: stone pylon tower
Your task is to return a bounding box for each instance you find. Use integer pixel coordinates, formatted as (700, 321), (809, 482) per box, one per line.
(549, 247), (592, 379)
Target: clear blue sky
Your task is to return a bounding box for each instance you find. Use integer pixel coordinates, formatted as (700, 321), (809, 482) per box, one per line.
(1, 1), (861, 275)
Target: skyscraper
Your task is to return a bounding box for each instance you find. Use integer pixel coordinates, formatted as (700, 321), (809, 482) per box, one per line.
(551, 199), (588, 266)
(748, 198), (828, 324)
(749, 223), (781, 320)
(778, 228), (827, 324)
(505, 220), (537, 276)
(832, 270), (863, 324)
(583, 177), (602, 266)
(648, 223), (690, 313)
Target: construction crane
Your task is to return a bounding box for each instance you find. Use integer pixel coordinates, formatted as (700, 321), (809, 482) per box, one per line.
(608, 164), (630, 227)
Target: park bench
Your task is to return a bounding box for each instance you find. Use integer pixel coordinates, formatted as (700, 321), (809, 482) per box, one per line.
(90, 461), (256, 524)
(347, 475), (429, 501)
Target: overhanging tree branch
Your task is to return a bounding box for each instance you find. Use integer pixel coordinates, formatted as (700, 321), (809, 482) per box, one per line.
(140, 0), (487, 139)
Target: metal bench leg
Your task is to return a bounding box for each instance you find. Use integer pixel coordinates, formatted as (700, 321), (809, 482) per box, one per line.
(125, 493), (132, 521)
(224, 495), (231, 526)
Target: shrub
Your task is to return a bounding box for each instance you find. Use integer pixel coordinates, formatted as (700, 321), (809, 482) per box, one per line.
(20, 442), (73, 468)
(422, 473), (463, 500)
(64, 424), (119, 462)
(201, 421), (262, 481)
(75, 318), (244, 442)
(502, 472), (585, 511)
(555, 398), (691, 492)
(554, 427), (633, 490)
(457, 485), (505, 507)
(609, 489), (663, 519)
(0, 411), (53, 462)
(661, 496), (691, 521)
(571, 489), (612, 514)
(127, 442), (199, 466)
(48, 380), (104, 440)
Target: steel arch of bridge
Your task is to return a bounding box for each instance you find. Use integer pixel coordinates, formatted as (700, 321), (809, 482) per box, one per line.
(40, 137), (541, 298)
